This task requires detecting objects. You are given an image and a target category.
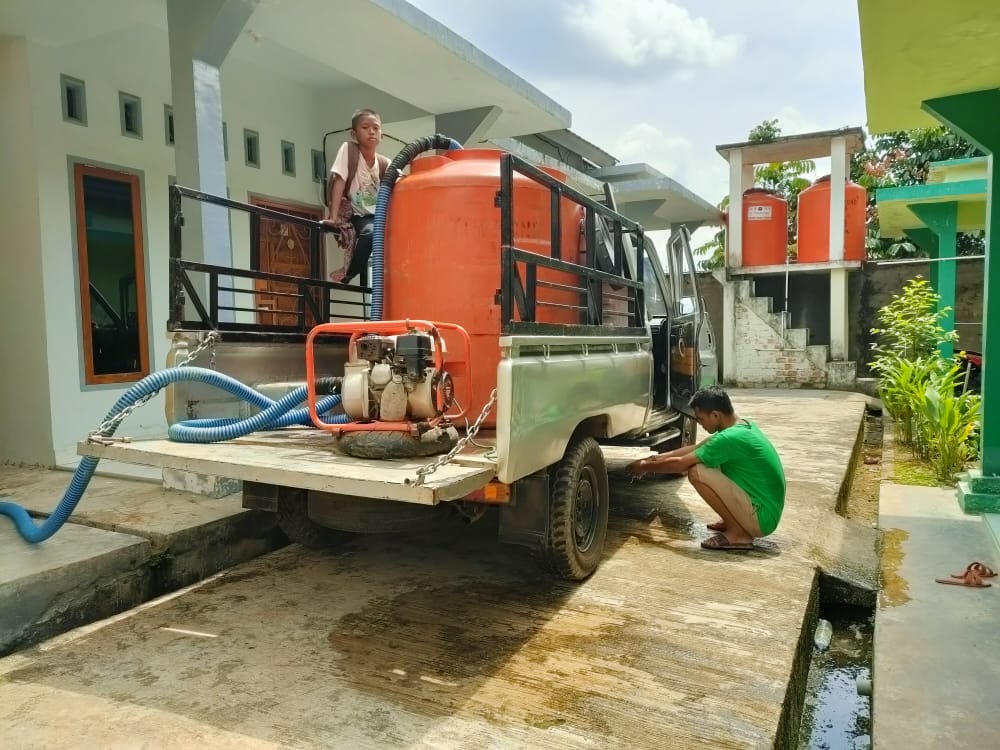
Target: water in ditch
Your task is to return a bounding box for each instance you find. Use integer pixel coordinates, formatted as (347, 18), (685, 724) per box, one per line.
(797, 604), (875, 749)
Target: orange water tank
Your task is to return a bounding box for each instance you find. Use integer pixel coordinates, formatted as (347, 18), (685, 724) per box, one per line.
(796, 175), (867, 263)
(741, 188), (789, 266)
(384, 149), (584, 426)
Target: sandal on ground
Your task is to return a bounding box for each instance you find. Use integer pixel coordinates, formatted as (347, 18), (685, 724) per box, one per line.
(951, 562), (997, 579)
(936, 569), (991, 588)
(700, 533), (754, 551)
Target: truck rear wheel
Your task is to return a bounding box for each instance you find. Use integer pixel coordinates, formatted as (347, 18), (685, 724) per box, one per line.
(277, 488), (350, 549)
(545, 437), (610, 580)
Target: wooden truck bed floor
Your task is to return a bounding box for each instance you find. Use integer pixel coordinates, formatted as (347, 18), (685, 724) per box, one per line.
(78, 427), (497, 504)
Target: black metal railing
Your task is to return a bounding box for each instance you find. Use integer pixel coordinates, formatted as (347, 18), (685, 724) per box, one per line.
(168, 184), (369, 336)
(498, 153), (649, 336)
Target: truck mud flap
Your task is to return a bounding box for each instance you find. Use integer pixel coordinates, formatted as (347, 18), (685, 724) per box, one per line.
(498, 472), (549, 550)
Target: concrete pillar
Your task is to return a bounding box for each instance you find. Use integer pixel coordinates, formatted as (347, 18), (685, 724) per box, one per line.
(435, 106), (502, 145)
(721, 272), (737, 384)
(167, 0), (258, 322)
(727, 150), (746, 268)
(910, 202), (959, 358)
(829, 267), (849, 361)
(924, 88), (1000, 501)
(904, 227), (939, 292)
(828, 136), (848, 262)
(0, 38), (55, 465)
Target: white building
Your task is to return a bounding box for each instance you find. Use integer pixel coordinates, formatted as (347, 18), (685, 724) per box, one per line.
(0, 0), (720, 469)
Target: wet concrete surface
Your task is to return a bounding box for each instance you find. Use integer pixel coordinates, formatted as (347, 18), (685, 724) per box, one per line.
(0, 391), (874, 749)
(0, 466), (285, 654)
(874, 483), (1000, 749)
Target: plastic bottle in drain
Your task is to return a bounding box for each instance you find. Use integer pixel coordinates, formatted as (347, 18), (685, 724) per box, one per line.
(814, 618), (833, 651)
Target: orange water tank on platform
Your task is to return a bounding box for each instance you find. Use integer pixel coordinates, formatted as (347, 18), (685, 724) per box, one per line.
(384, 149), (584, 426)
(796, 175), (867, 263)
(741, 188), (789, 266)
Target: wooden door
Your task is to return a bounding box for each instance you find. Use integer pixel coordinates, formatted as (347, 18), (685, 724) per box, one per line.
(250, 198), (322, 327)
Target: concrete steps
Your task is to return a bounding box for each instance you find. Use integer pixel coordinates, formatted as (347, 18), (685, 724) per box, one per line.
(733, 280), (857, 390)
(957, 469), (1000, 514)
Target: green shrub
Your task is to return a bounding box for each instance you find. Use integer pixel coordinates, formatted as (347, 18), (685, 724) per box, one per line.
(870, 276), (958, 361)
(918, 365), (981, 483)
(871, 355), (941, 447)
(870, 277), (978, 483)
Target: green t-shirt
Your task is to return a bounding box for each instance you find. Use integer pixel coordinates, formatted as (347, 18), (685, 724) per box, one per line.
(694, 419), (786, 535)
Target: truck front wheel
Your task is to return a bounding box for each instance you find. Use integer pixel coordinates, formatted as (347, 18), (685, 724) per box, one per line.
(277, 488), (350, 549)
(545, 437), (610, 580)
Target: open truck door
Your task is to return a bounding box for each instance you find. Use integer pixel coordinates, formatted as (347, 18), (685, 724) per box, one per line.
(665, 227), (702, 416)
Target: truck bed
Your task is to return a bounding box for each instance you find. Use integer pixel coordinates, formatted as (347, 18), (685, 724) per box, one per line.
(78, 427), (497, 504)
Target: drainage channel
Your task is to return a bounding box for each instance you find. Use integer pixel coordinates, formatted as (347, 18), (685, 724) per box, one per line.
(797, 602), (874, 750)
(797, 404), (882, 750)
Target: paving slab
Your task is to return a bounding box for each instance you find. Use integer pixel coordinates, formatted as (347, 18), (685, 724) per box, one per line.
(0, 465), (286, 653)
(0, 390), (875, 749)
(0, 521), (151, 656)
(875, 483), (1000, 749)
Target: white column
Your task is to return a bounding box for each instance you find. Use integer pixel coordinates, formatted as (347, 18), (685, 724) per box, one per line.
(727, 150), (745, 268)
(829, 267), (850, 361)
(0, 38), (54, 464)
(168, 0), (259, 322)
(828, 136), (847, 262)
(721, 272), (737, 384)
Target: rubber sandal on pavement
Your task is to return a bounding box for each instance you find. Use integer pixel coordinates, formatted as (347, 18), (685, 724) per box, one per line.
(950, 562), (998, 579)
(700, 532), (754, 551)
(936, 569), (991, 588)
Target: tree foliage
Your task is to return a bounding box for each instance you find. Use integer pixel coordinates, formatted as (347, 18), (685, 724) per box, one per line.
(850, 127), (984, 259)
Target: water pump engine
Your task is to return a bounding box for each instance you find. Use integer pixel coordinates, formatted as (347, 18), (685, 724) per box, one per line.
(341, 333), (455, 423)
(305, 319), (473, 458)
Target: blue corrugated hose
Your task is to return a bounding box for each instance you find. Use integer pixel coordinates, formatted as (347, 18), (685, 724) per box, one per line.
(0, 366), (346, 543)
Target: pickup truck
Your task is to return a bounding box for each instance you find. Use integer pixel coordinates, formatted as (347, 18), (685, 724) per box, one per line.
(81, 151), (716, 580)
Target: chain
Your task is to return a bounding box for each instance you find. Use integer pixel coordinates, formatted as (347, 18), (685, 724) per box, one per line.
(87, 331), (220, 443)
(406, 388), (498, 486)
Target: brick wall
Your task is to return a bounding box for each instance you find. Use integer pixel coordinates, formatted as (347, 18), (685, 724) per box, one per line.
(731, 283), (828, 388)
(697, 260), (983, 387)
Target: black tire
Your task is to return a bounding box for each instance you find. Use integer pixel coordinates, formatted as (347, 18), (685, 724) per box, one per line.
(276, 488), (350, 549)
(544, 437), (610, 580)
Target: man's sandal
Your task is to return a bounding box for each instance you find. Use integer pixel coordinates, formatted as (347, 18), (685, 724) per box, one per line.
(700, 533), (754, 551)
(936, 568), (991, 588)
(950, 562), (997, 579)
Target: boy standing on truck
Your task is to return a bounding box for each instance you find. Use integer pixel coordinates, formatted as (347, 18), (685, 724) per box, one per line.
(626, 386), (786, 551)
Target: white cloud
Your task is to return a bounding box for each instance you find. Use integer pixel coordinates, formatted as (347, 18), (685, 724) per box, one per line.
(565, 0), (744, 69)
(611, 122), (729, 203)
(613, 123), (693, 174)
(773, 105), (822, 136)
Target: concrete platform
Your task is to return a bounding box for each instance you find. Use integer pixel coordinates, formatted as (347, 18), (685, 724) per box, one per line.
(0, 522), (151, 657)
(875, 483), (1000, 749)
(0, 390), (876, 749)
(0, 466), (286, 655)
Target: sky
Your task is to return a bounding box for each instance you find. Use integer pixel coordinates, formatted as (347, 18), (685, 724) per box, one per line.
(405, 0), (869, 209)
